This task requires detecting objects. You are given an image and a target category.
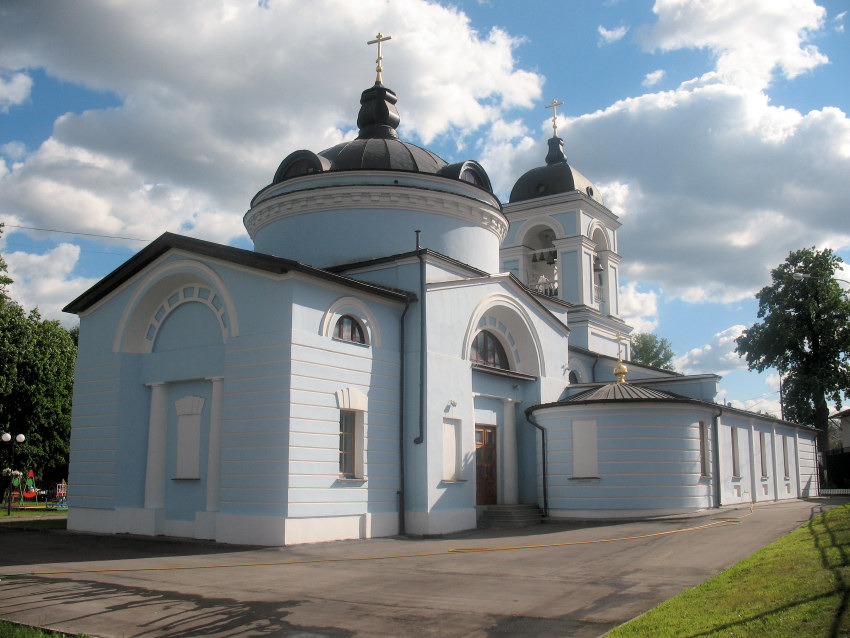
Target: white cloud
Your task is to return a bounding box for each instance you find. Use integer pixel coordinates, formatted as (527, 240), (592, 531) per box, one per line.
(644, 0), (828, 90)
(5, 243), (99, 324)
(642, 69), (666, 87)
(484, 80), (850, 302)
(0, 71), (32, 112)
(598, 25), (629, 46)
(676, 325), (747, 375)
(834, 11), (846, 33)
(0, 0), (544, 318)
(618, 281), (660, 333)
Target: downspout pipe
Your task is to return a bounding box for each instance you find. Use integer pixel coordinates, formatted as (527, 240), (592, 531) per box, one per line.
(712, 405), (723, 508)
(415, 230), (426, 445)
(591, 353), (601, 383)
(397, 295), (410, 535)
(524, 407), (549, 517)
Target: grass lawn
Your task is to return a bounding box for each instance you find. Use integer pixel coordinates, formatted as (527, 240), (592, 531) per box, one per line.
(606, 503), (850, 637)
(0, 509), (67, 519)
(0, 620), (87, 637)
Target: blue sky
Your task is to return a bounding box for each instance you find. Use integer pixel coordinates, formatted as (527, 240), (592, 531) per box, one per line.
(1, 0), (848, 415)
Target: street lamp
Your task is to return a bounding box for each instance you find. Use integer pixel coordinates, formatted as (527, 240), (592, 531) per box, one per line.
(2, 432), (25, 515)
(793, 272), (850, 287)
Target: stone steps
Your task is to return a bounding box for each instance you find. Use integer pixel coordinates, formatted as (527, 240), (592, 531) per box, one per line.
(478, 503), (543, 528)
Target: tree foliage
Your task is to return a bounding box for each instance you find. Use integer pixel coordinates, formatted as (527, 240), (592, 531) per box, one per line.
(630, 332), (677, 371)
(735, 247), (850, 454)
(0, 226), (77, 483)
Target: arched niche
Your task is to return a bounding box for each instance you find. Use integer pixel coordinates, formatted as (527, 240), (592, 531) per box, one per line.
(114, 260), (239, 354)
(462, 294), (545, 377)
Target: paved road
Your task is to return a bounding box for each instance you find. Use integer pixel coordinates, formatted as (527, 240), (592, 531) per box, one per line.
(0, 498), (842, 638)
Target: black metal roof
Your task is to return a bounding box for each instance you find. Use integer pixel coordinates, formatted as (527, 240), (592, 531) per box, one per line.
(63, 232), (414, 314)
(509, 136), (603, 204)
(268, 81), (492, 194)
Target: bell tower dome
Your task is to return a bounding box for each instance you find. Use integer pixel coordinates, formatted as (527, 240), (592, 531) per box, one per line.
(499, 99), (631, 356)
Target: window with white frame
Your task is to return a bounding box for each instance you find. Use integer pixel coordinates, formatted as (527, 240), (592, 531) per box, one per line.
(334, 315), (366, 344)
(731, 426), (741, 478)
(783, 435), (790, 479)
(442, 418), (463, 481)
(699, 421), (710, 477)
(175, 395), (204, 479)
(572, 420), (598, 478)
(759, 431), (769, 479)
(335, 387), (366, 480)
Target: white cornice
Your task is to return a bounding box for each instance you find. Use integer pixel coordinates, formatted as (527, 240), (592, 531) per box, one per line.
(503, 191), (620, 229)
(244, 183), (508, 242)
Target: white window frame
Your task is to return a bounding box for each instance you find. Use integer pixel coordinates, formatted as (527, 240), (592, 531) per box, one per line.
(731, 426), (741, 479)
(174, 395), (205, 480)
(572, 420), (598, 478)
(699, 421), (710, 477)
(442, 418), (463, 481)
(335, 388), (367, 480)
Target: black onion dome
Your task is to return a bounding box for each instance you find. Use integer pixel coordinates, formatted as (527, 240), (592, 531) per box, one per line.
(271, 82), (492, 193)
(509, 136), (603, 205)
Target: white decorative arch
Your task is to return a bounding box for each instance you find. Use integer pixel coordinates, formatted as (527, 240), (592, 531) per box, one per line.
(587, 220), (610, 251)
(320, 296), (381, 347)
(462, 293), (546, 377)
(335, 387), (368, 411)
(514, 215), (565, 247)
(114, 259), (239, 353)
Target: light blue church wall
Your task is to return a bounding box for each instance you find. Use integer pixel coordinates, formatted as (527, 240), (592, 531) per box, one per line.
(535, 403), (716, 517)
(252, 208), (501, 274)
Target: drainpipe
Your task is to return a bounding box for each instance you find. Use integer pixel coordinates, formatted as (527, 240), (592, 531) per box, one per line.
(524, 407), (549, 517)
(415, 230), (426, 445)
(591, 353), (601, 383)
(398, 296), (410, 535)
(712, 405), (723, 508)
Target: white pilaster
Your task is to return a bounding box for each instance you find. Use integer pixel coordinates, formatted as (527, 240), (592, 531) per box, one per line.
(206, 377), (223, 511)
(144, 382), (168, 509)
(502, 398), (519, 504)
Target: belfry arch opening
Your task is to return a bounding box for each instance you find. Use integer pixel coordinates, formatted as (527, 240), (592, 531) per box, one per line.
(590, 226), (609, 313)
(523, 224), (559, 297)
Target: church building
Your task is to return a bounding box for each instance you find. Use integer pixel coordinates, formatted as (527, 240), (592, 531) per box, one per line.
(64, 40), (819, 545)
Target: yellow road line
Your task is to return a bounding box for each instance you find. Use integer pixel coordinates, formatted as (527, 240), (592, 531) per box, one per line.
(8, 505), (755, 578)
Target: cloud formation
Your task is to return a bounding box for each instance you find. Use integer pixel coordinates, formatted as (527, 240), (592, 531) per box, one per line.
(675, 324), (747, 375)
(0, 71), (32, 112)
(598, 25), (629, 45)
(644, 0), (827, 89)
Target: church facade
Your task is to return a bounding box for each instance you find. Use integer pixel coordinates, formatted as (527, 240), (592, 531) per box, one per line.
(64, 69), (819, 546)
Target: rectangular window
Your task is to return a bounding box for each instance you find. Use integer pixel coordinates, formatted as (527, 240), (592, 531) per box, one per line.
(175, 395), (204, 480)
(442, 418), (463, 481)
(339, 410), (356, 478)
(783, 435), (790, 479)
(759, 431), (768, 479)
(699, 421), (710, 477)
(731, 426), (741, 478)
(572, 420), (598, 478)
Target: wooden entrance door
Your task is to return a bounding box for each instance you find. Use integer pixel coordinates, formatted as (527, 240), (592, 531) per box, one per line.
(476, 425), (497, 505)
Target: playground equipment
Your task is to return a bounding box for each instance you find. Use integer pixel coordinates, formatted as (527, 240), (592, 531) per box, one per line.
(10, 470), (40, 506)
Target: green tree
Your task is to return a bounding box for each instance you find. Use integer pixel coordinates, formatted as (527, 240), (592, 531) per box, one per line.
(735, 247), (850, 454)
(629, 332), (677, 371)
(0, 226), (76, 484)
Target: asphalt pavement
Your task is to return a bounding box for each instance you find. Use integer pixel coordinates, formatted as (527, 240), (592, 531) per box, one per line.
(0, 498), (842, 637)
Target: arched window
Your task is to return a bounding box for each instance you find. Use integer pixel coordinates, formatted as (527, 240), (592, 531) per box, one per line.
(568, 370), (579, 384)
(335, 315), (366, 344)
(470, 331), (509, 370)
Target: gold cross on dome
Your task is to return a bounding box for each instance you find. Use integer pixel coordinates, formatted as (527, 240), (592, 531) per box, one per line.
(367, 32), (392, 83)
(545, 98), (564, 137)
